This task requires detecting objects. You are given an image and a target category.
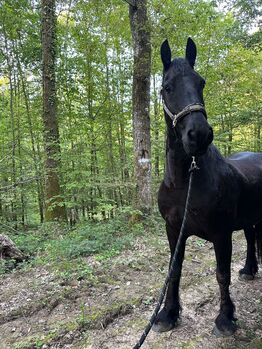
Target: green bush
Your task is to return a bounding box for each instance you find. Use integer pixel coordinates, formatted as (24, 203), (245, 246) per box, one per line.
(2, 213), (159, 280)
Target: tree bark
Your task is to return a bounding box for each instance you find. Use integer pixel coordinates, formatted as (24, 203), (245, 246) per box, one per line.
(41, 0), (66, 221)
(129, 0), (152, 214)
(3, 28), (18, 225)
(16, 38), (44, 223)
(255, 116), (260, 152)
(153, 74), (160, 177)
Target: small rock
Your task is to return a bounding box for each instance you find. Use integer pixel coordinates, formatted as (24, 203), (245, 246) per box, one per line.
(11, 327), (16, 332)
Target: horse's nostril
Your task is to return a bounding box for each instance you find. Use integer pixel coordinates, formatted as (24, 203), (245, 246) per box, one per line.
(187, 129), (195, 140)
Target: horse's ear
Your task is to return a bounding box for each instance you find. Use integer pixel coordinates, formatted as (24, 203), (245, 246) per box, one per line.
(161, 39), (171, 70)
(185, 37), (197, 68)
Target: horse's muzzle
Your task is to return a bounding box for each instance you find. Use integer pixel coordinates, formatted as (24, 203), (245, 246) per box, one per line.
(184, 126), (213, 156)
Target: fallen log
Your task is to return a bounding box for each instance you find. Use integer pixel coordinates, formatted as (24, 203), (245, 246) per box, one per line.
(0, 234), (25, 261)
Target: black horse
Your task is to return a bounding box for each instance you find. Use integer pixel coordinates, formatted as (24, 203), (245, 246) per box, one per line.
(153, 37), (262, 336)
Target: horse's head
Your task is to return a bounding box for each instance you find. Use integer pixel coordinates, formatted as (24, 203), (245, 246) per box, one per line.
(161, 38), (213, 156)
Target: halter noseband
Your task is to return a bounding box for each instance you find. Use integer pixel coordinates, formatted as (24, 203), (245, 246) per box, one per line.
(161, 90), (207, 128)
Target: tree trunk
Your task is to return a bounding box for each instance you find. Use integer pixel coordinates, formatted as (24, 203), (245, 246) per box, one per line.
(255, 116), (260, 152)
(105, 33), (116, 206)
(3, 28), (18, 226)
(153, 74), (160, 177)
(16, 79), (26, 226)
(129, 0), (152, 215)
(41, 0), (66, 221)
(16, 37), (44, 223)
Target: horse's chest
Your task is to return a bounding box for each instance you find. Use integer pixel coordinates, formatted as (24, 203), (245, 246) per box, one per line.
(159, 182), (235, 235)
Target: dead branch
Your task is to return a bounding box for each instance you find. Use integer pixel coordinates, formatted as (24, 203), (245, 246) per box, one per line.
(0, 177), (41, 192)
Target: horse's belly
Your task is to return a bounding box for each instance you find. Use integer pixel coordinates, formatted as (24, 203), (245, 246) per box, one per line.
(229, 152), (262, 226)
(236, 187), (262, 227)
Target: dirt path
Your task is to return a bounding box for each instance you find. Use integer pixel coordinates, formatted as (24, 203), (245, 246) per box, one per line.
(0, 230), (261, 349)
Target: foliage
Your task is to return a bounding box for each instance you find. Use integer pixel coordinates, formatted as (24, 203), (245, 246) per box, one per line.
(2, 213), (149, 280)
(0, 0), (260, 225)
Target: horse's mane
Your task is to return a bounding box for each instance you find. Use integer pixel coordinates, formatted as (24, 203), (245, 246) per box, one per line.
(208, 144), (224, 162)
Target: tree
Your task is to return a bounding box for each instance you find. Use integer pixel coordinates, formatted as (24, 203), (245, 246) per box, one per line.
(0, 0), (260, 226)
(129, 0), (152, 215)
(42, 0), (66, 221)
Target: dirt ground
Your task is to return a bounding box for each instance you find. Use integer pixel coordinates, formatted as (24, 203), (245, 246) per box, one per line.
(0, 230), (261, 349)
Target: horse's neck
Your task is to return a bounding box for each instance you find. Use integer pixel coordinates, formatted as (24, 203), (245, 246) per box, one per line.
(165, 136), (192, 188)
(165, 134), (222, 188)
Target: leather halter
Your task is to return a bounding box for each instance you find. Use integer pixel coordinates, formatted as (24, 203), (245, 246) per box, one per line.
(161, 90), (207, 128)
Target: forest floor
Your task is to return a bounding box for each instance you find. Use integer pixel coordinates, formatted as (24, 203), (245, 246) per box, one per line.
(0, 218), (262, 349)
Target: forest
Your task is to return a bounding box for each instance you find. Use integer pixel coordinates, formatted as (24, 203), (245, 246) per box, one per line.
(0, 1), (261, 348)
(0, 0), (261, 227)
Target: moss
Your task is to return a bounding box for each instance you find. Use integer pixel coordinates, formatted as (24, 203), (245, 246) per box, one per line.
(248, 339), (262, 348)
(0, 288), (74, 326)
(77, 298), (141, 330)
(10, 298), (141, 349)
(10, 321), (79, 349)
(11, 330), (59, 349)
(125, 316), (148, 330)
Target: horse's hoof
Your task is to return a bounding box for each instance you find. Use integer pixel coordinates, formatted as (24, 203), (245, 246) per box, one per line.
(152, 308), (179, 333)
(152, 321), (177, 333)
(239, 265), (257, 280)
(212, 322), (237, 337)
(239, 273), (254, 281)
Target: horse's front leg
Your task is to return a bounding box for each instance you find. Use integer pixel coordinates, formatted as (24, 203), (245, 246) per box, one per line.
(153, 223), (186, 333)
(213, 233), (237, 336)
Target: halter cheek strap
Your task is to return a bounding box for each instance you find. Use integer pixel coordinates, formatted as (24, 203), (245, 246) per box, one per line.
(161, 90), (207, 127)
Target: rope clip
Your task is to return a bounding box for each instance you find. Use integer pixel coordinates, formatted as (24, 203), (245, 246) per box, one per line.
(189, 156), (200, 172)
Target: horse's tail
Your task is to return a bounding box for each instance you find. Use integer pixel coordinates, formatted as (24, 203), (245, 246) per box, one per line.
(255, 221), (262, 264)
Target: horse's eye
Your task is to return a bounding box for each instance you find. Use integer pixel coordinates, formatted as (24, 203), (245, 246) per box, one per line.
(164, 85), (171, 93)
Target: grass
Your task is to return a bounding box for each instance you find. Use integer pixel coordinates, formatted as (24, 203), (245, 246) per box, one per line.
(76, 298), (140, 330)
(9, 296), (142, 349)
(2, 211), (164, 283)
(2, 215), (261, 349)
